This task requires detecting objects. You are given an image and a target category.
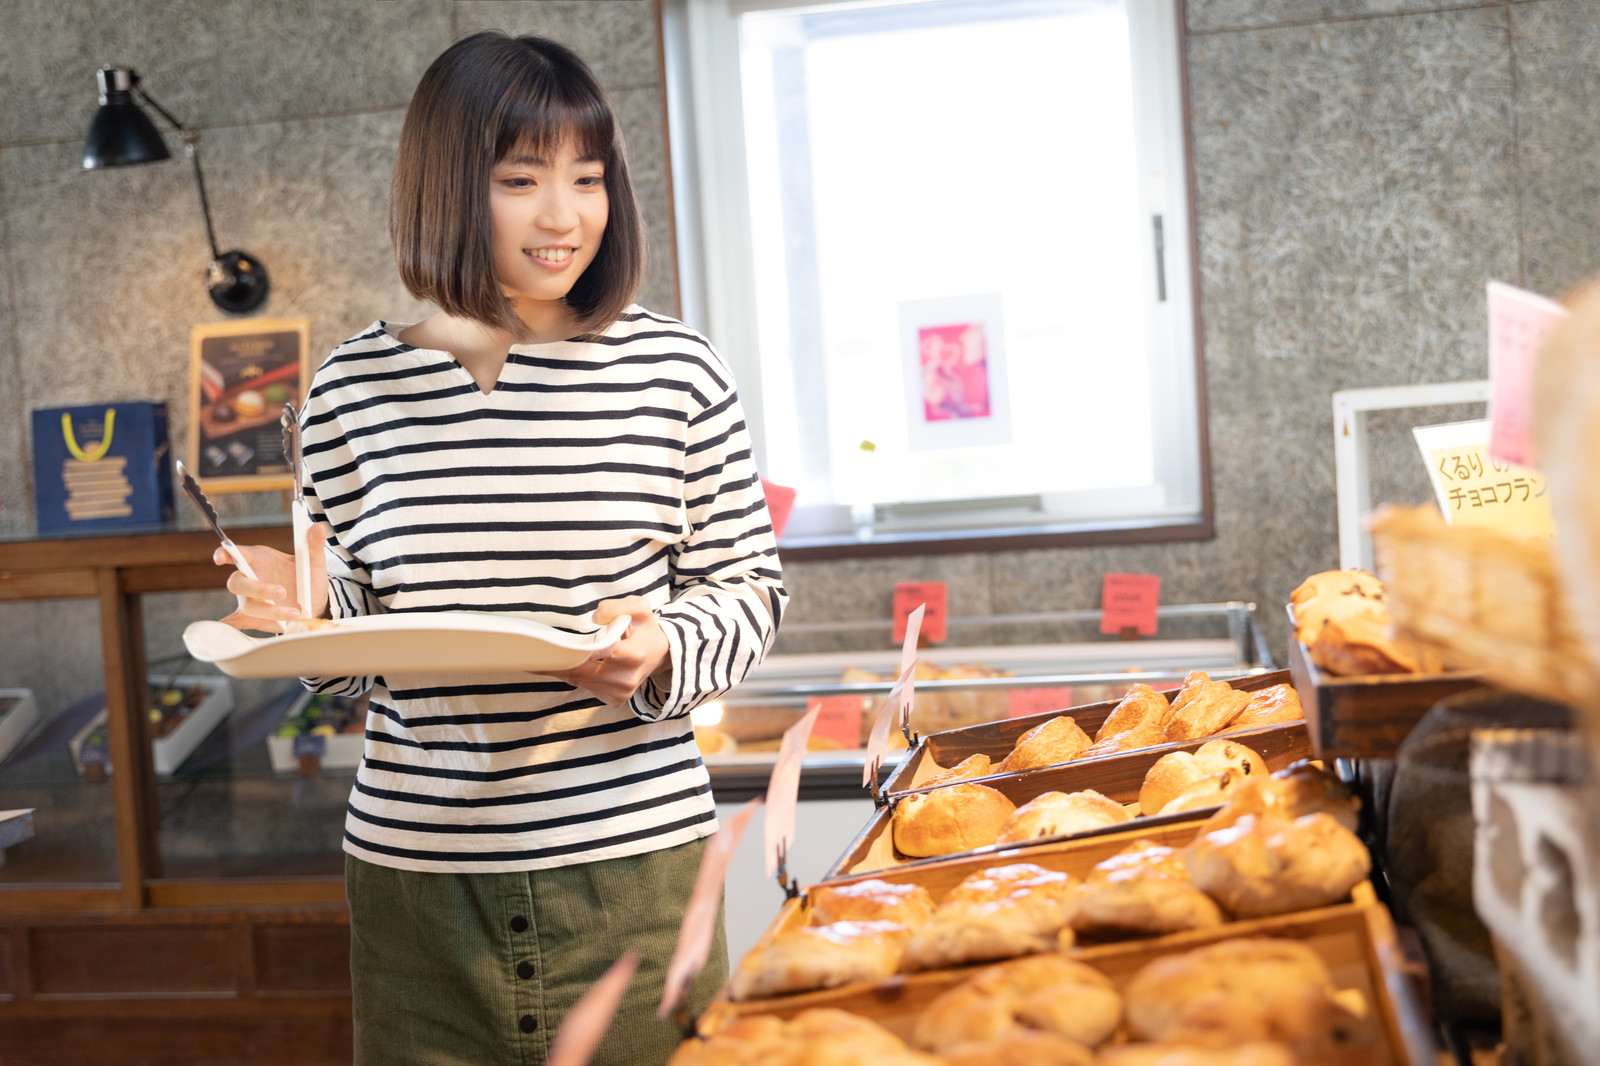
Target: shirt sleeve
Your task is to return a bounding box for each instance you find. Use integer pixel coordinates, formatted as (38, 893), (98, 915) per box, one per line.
(629, 376), (787, 722)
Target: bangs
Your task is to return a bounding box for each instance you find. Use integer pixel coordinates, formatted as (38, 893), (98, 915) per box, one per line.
(491, 73), (615, 166)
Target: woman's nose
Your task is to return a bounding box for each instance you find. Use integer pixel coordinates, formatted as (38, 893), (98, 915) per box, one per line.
(533, 186), (578, 232)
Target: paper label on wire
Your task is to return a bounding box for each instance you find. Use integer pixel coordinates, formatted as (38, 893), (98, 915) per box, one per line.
(861, 667), (912, 789)
(548, 951), (640, 1066)
(765, 704), (819, 877)
(658, 797), (760, 1018)
(1487, 280), (1567, 468)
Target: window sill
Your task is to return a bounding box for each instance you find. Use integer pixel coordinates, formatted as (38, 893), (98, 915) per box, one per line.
(774, 515), (1215, 561)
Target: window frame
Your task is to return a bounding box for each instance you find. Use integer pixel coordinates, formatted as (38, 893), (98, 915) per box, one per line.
(661, 0), (1213, 560)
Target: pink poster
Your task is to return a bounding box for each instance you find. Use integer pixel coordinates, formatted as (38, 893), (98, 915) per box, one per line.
(917, 322), (991, 421)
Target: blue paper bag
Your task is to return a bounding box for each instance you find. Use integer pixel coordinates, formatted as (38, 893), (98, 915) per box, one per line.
(31, 403), (174, 534)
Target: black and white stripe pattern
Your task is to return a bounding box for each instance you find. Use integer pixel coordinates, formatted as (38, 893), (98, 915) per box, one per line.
(299, 308), (786, 873)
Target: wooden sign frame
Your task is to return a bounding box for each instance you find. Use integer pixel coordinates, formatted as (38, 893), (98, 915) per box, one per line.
(187, 318), (311, 493)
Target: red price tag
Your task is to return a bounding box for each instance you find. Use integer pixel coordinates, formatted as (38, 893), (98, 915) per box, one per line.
(808, 694), (866, 749)
(1486, 281), (1566, 468)
(760, 478), (797, 538)
(1007, 686), (1074, 719)
(892, 582), (947, 643)
(1101, 572), (1160, 636)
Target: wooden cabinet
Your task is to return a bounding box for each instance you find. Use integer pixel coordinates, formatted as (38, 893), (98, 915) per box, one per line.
(0, 527), (353, 1065)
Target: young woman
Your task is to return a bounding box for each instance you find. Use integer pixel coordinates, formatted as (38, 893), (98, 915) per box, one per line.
(215, 32), (785, 1065)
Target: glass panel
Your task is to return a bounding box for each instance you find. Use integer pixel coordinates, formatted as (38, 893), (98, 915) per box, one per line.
(143, 590), (348, 879)
(0, 598), (119, 885)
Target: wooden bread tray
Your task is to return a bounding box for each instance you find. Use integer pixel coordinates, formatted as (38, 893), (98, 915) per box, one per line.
(697, 890), (1432, 1065)
(1286, 605), (1481, 760)
(825, 719), (1313, 881)
(884, 669), (1295, 795)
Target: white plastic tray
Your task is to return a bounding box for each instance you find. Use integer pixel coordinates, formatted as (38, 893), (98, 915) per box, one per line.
(183, 613), (630, 679)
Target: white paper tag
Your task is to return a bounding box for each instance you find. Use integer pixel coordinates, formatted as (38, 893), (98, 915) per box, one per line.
(765, 704), (819, 877)
(548, 950), (640, 1066)
(658, 797), (761, 1018)
(860, 664), (914, 789)
(896, 603), (924, 735)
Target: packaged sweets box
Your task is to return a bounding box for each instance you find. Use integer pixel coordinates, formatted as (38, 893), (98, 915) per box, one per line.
(31, 402), (174, 534)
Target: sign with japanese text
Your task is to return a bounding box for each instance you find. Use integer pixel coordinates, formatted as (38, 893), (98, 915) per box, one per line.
(1487, 281), (1567, 469)
(1414, 419), (1554, 539)
(1101, 573), (1161, 636)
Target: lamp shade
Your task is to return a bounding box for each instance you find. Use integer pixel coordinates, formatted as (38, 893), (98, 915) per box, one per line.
(82, 68), (170, 169)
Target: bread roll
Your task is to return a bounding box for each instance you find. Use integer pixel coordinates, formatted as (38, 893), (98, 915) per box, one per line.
(1168, 670), (1211, 714)
(1124, 937), (1377, 1063)
(1096, 684), (1170, 740)
(1223, 685), (1304, 732)
(902, 864), (1079, 970)
(941, 1031), (1096, 1066)
(1289, 569), (1384, 607)
(807, 878), (935, 927)
(1163, 681), (1251, 741)
(892, 782), (1016, 858)
(1140, 740), (1267, 815)
(670, 1008), (940, 1066)
(993, 789), (1132, 846)
(728, 920), (912, 1000)
(912, 954), (1123, 1053)
(1066, 838), (1224, 940)
(924, 752), (992, 788)
(1002, 715), (1092, 772)
(1199, 761), (1359, 834)
(1184, 811), (1372, 918)
(1157, 770), (1249, 816)
(1096, 1042), (1298, 1066)
(693, 727), (737, 755)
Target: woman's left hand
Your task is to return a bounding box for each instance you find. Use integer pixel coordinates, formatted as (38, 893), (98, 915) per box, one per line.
(545, 596), (671, 707)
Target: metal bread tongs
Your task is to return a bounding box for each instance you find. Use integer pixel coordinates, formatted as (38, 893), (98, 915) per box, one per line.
(174, 459), (259, 580)
(281, 404), (314, 621)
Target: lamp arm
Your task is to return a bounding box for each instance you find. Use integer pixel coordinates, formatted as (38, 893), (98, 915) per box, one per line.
(132, 83), (222, 261)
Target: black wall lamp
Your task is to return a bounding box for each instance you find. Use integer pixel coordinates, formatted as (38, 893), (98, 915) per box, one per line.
(82, 68), (270, 314)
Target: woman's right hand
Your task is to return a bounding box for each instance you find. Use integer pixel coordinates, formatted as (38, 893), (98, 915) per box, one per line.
(214, 524), (330, 633)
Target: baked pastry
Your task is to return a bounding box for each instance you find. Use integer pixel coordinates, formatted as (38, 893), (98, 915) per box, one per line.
(1290, 569), (1384, 607)
(1156, 770), (1253, 816)
(1140, 739), (1267, 815)
(727, 920), (912, 1000)
(941, 1031), (1095, 1066)
(892, 782), (1016, 858)
(1095, 684), (1170, 740)
(668, 1008), (940, 1066)
(1065, 838), (1224, 940)
(1079, 720), (1167, 760)
(806, 878), (935, 927)
(1096, 1042), (1298, 1066)
(1199, 761), (1359, 835)
(902, 863), (1079, 970)
(924, 752), (992, 788)
(693, 726), (737, 755)
(993, 789), (1132, 846)
(1001, 715), (1092, 772)
(1185, 811), (1372, 918)
(1223, 684), (1304, 731)
(912, 954), (1123, 1052)
(1124, 937), (1378, 1063)
(1163, 679), (1251, 741)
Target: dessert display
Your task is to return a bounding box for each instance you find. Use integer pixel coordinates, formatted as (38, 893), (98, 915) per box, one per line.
(1290, 569), (1439, 676)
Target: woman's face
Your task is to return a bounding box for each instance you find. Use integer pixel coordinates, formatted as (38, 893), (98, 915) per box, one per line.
(488, 135), (609, 307)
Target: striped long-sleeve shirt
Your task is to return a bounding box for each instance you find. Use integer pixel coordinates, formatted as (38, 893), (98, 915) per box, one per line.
(298, 308), (786, 873)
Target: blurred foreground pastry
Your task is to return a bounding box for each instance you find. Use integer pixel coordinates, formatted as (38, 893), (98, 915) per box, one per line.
(1198, 761), (1360, 835)
(902, 862), (1079, 970)
(1065, 837), (1224, 941)
(1184, 811), (1371, 918)
(727, 920), (912, 1000)
(1097, 1043), (1298, 1066)
(1291, 568), (1438, 676)
(806, 878), (934, 927)
(912, 953), (1122, 1053)
(993, 788), (1132, 845)
(669, 1008), (940, 1066)
(892, 782), (1016, 858)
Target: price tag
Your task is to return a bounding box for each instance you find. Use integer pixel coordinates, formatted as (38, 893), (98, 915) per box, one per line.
(808, 694), (866, 749)
(1100, 573), (1160, 636)
(292, 734), (327, 758)
(895, 603), (924, 734)
(765, 704), (819, 877)
(658, 797), (761, 1018)
(548, 950), (640, 1066)
(1007, 686), (1074, 719)
(892, 582), (947, 643)
(860, 667), (912, 789)
(1487, 280), (1567, 468)
(1414, 420), (1554, 538)
(78, 743), (109, 767)
(760, 478), (797, 539)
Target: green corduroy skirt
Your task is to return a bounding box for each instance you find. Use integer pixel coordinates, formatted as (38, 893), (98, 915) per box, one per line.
(345, 838), (727, 1066)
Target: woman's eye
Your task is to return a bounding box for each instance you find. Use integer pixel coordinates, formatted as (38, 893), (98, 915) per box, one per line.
(577, 175), (604, 187)
(502, 176), (534, 189)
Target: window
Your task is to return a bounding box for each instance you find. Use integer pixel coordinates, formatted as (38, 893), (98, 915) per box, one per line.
(664, 0), (1208, 552)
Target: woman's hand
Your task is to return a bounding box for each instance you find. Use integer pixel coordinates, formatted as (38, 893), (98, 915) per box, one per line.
(546, 596), (672, 707)
(214, 525), (330, 633)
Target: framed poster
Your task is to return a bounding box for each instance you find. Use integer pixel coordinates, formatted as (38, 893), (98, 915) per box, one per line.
(188, 318), (311, 493)
(897, 293), (1011, 450)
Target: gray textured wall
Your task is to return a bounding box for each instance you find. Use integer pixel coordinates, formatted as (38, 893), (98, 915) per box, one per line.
(2, 0), (1597, 708)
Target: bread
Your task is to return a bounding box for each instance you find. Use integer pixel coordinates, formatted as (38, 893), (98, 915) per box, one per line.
(1096, 1042), (1298, 1066)
(1140, 740), (1268, 815)
(924, 752), (992, 788)
(892, 782), (1016, 858)
(1124, 937), (1378, 1063)
(669, 1008), (941, 1066)
(1223, 685), (1304, 731)
(940, 1031), (1096, 1066)
(912, 954), (1123, 1053)
(1065, 838), (1225, 940)
(1002, 715), (1092, 772)
(1156, 770), (1252, 816)
(1184, 811), (1372, 918)
(693, 726), (737, 755)
(1079, 720), (1167, 760)
(727, 920), (912, 1000)
(1163, 680), (1252, 741)
(1199, 761), (1359, 835)
(1096, 684), (1170, 739)
(902, 863), (1079, 970)
(1290, 569), (1384, 607)
(807, 879), (935, 927)
(993, 789), (1132, 846)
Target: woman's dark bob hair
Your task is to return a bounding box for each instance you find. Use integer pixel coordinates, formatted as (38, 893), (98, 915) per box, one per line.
(390, 32), (643, 339)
